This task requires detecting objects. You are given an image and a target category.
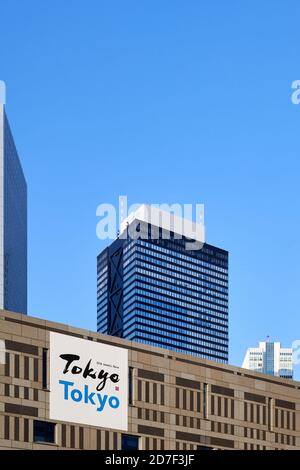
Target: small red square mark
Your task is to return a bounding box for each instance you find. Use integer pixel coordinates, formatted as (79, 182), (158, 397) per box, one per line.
(115, 386), (119, 391)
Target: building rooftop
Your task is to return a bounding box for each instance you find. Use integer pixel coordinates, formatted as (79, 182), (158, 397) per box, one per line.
(120, 204), (205, 244)
(1, 308), (299, 390)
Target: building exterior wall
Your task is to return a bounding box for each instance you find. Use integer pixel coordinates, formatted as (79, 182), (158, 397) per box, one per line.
(97, 221), (228, 362)
(0, 105), (27, 315)
(1, 310), (300, 450)
(3, 113), (27, 314)
(242, 342), (293, 379)
(0, 106), (4, 310)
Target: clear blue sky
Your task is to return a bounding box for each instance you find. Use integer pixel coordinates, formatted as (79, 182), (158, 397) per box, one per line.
(1, 1), (300, 377)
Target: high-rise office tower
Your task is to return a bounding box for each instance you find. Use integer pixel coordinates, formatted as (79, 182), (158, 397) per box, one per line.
(0, 82), (27, 314)
(97, 205), (228, 362)
(242, 341), (293, 379)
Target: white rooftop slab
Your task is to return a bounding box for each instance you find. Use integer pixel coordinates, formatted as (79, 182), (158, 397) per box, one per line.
(120, 204), (205, 243)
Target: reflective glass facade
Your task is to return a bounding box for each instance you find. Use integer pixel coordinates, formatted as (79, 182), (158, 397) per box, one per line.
(97, 222), (228, 362)
(0, 107), (27, 314)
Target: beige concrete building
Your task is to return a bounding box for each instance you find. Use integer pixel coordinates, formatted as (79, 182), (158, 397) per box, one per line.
(1, 309), (300, 450)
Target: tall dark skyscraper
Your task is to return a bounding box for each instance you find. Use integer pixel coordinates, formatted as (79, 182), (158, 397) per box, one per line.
(97, 205), (228, 362)
(0, 82), (27, 314)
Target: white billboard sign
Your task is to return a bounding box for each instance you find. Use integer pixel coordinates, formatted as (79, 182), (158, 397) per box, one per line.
(50, 332), (128, 431)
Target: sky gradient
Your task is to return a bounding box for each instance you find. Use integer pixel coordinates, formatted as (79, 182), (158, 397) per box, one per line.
(1, 1), (300, 377)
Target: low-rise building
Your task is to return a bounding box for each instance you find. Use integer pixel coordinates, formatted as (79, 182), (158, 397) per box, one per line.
(1, 310), (300, 450)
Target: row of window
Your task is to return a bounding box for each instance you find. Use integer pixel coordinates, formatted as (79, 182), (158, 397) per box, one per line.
(97, 307), (108, 322)
(244, 402), (267, 425)
(275, 408), (296, 430)
(123, 294), (228, 319)
(123, 278), (228, 309)
(8, 419), (139, 449)
(97, 294), (109, 311)
(7, 416), (297, 449)
(131, 333), (228, 356)
(132, 337), (227, 361)
(123, 282), (228, 308)
(135, 248), (228, 280)
(123, 322), (227, 348)
(176, 387), (201, 412)
(124, 258), (228, 289)
(123, 323), (228, 349)
(124, 239), (228, 274)
(4, 344), (298, 450)
(176, 415), (201, 429)
(275, 432), (296, 446)
(137, 379), (165, 405)
(123, 269), (228, 298)
(211, 395), (235, 419)
(4, 350), (48, 389)
(123, 311), (228, 336)
(124, 254), (228, 284)
(122, 302), (228, 330)
(123, 266), (227, 306)
(97, 265), (108, 279)
(244, 427), (266, 440)
(123, 258), (228, 294)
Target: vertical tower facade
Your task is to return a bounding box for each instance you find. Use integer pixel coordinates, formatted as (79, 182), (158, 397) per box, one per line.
(242, 341), (293, 379)
(97, 206), (228, 362)
(0, 84), (27, 314)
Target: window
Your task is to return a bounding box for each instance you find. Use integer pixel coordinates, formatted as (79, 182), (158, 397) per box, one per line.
(122, 434), (139, 450)
(128, 367), (133, 405)
(203, 383), (208, 419)
(42, 349), (48, 389)
(33, 421), (56, 444)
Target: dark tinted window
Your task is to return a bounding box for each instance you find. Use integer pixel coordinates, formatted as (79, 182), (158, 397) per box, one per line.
(122, 434), (139, 450)
(33, 420), (55, 443)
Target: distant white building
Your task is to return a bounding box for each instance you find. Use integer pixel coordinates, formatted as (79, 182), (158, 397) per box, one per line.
(242, 341), (293, 379)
